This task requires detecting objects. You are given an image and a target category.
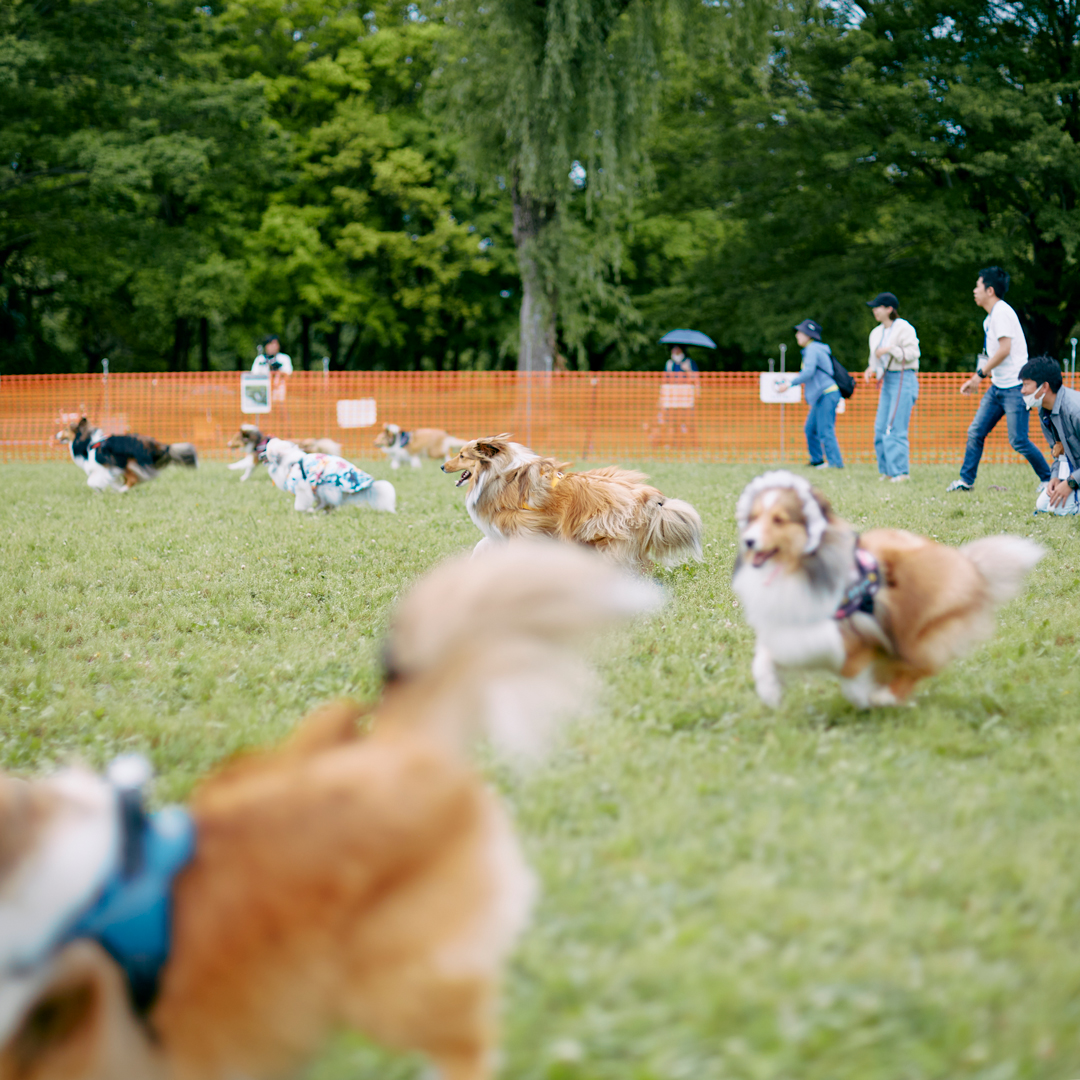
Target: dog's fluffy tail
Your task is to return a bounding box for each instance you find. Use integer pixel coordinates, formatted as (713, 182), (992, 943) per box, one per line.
(381, 540), (663, 761)
(167, 443), (199, 468)
(960, 534), (1044, 606)
(644, 497), (704, 568)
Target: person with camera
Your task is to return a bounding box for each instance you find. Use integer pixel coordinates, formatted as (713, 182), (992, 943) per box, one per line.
(251, 334), (294, 374)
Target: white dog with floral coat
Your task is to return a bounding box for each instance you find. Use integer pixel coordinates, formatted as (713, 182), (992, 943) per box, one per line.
(263, 439), (396, 513)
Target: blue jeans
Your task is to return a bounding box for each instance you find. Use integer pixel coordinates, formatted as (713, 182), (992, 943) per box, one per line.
(805, 390), (843, 467)
(960, 384), (1050, 485)
(874, 370), (919, 476)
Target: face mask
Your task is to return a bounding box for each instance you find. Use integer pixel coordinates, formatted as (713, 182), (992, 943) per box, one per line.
(1022, 388), (1045, 410)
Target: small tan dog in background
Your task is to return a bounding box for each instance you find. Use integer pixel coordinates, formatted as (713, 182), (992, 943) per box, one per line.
(442, 434), (704, 574)
(0, 543), (659, 1080)
(226, 425), (342, 482)
(375, 423), (467, 468)
(732, 470), (1043, 708)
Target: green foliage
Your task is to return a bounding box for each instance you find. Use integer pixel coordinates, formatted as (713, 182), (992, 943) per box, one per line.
(629, 0), (1080, 372)
(0, 0), (277, 372)
(4, 0), (1080, 372)
(3, 460), (1080, 1077)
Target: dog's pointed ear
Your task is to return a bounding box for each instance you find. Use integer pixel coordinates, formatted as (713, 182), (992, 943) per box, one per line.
(811, 489), (836, 522)
(473, 435), (511, 459)
(0, 942), (156, 1080)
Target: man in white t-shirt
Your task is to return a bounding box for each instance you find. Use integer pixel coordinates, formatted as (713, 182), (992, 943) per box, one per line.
(946, 266), (1050, 492)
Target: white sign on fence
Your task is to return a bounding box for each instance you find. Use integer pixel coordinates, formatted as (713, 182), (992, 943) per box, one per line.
(759, 373), (801, 404)
(336, 399), (378, 428)
(240, 372), (272, 414)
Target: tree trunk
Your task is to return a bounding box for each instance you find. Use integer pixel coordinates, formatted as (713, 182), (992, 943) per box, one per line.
(199, 317), (210, 371)
(328, 322), (342, 369)
(170, 317), (191, 372)
(511, 185), (557, 373)
(300, 315), (312, 370)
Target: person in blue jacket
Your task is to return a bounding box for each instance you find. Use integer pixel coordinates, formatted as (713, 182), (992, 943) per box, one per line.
(777, 318), (844, 469)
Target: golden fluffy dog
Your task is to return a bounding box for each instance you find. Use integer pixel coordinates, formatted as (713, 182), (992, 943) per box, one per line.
(442, 434), (703, 573)
(375, 423), (467, 469)
(0, 543), (659, 1080)
(732, 470), (1043, 708)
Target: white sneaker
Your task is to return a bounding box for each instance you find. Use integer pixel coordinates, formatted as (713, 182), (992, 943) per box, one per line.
(890, 474), (910, 483)
(878, 474), (889, 482)
(946, 479), (972, 492)
(814, 462), (830, 470)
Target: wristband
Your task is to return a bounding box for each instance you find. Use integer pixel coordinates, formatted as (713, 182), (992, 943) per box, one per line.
(976, 368), (986, 379)
(1068, 476), (1079, 492)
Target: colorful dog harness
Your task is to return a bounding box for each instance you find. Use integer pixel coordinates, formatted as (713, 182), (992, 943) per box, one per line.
(834, 545), (882, 620)
(67, 801), (195, 1011)
(287, 453), (374, 494)
(0, 757), (195, 1032)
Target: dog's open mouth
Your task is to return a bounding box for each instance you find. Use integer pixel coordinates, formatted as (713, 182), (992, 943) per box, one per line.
(750, 548), (778, 568)
(455, 469), (472, 487)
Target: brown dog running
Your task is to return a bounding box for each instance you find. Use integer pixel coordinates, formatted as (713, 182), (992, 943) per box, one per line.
(0, 542), (660, 1080)
(731, 469), (1043, 707)
(441, 434), (703, 574)
(375, 423), (468, 469)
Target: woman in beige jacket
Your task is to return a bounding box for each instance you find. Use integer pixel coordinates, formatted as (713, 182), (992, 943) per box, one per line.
(864, 291), (920, 481)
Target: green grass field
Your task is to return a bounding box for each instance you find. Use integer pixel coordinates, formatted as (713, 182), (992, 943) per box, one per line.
(2, 458), (1079, 1080)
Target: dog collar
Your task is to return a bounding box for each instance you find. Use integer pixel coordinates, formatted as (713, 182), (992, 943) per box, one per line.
(834, 545), (881, 621)
(399, 431), (411, 448)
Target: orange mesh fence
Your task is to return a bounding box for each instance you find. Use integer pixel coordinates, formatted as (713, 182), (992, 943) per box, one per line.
(2, 370), (1077, 465)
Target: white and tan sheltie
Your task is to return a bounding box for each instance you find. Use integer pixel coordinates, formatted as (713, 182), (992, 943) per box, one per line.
(227, 425), (342, 482)
(732, 470), (1043, 708)
(375, 423), (468, 469)
(442, 435), (703, 573)
(262, 438), (396, 513)
(0, 543), (661, 1080)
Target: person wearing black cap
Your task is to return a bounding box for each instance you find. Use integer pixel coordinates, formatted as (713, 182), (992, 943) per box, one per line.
(776, 319), (844, 469)
(864, 292), (920, 482)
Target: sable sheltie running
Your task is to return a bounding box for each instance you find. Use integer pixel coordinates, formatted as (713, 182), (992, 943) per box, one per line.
(227, 424), (342, 482)
(0, 542), (660, 1080)
(375, 423), (467, 469)
(57, 417), (198, 492)
(732, 470), (1043, 708)
(441, 434), (703, 573)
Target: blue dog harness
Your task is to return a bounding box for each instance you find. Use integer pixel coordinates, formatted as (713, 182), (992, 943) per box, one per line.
(834, 545), (882, 621)
(65, 765), (196, 1012)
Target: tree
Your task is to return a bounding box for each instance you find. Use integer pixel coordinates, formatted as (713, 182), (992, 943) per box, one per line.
(629, 0), (1080, 371)
(440, 0), (671, 371)
(0, 0), (277, 372)
(221, 0), (519, 371)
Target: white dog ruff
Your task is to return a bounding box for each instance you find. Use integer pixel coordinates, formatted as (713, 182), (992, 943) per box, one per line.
(735, 471), (828, 554)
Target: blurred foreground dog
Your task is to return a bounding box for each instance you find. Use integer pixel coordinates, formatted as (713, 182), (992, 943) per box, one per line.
(732, 470), (1043, 707)
(262, 437), (396, 513)
(226, 425), (342, 482)
(375, 423), (467, 469)
(0, 542), (661, 1080)
(442, 434), (703, 573)
(57, 417), (197, 492)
